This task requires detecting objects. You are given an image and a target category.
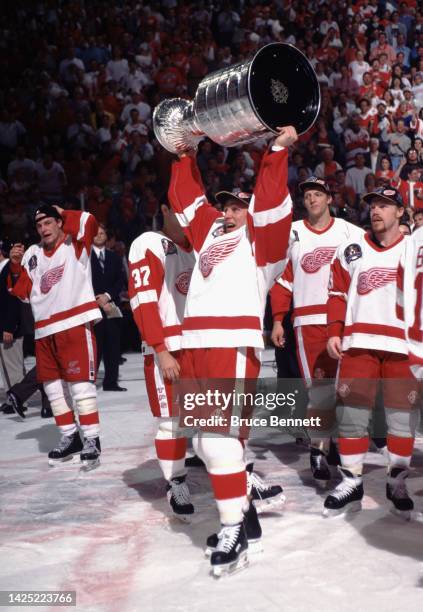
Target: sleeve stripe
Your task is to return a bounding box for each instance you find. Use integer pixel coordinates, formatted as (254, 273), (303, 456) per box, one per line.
(251, 193), (292, 227)
(180, 195), (208, 224)
(130, 290), (158, 309)
(77, 211), (90, 241)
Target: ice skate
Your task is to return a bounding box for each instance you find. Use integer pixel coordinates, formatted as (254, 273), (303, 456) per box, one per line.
(210, 522), (248, 578)
(323, 467), (363, 517)
(48, 431), (83, 466)
(246, 464), (285, 513)
(184, 454), (205, 468)
(80, 436), (101, 471)
(310, 447), (331, 485)
(387, 467), (413, 521)
(206, 501), (262, 558)
(166, 475), (194, 522)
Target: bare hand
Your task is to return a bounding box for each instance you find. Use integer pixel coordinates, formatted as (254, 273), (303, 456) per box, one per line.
(274, 125), (298, 148)
(157, 350), (181, 382)
(96, 293), (110, 308)
(3, 331), (13, 346)
(9, 243), (25, 264)
(102, 302), (113, 315)
(327, 336), (343, 360)
(271, 320), (285, 348)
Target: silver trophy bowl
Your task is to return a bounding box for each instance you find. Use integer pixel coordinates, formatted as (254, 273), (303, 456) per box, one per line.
(153, 43), (320, 154)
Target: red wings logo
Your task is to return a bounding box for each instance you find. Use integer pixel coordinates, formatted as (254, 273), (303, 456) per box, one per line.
(357, 267), (397, 295)
(175, 269), (193, 295)
(40, 263), (65, 294)
(199, 234), (242, 278)
(300, 247), (336, 273)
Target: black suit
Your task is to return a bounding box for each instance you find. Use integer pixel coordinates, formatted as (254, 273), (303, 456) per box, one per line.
(91, 248), (125, 388)
(365, 152), (384, 174)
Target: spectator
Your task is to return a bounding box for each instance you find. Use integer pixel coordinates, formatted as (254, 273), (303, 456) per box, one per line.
(413, 209), (423, 228)
(35, 151), (66, 203)
(345, 153), (373, 200)
(383, 118), (412, 170)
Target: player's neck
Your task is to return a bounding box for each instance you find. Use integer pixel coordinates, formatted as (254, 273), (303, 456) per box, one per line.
(372, 226), (402, 247)
(307, 210), (332, 230)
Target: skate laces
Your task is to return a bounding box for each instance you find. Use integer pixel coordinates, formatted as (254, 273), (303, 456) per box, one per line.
(390, 470), (409, 499)
(332, 471), (359, 500)
(216, 524), (241, 553)
(247, 471), (269, 496)
(56, 434), (74, 452)
(170, 479), (190, 505)
(82, 438), (98, 453)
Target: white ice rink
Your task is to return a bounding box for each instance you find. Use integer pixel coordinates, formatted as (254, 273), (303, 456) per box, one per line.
(1, 351), (423, 612)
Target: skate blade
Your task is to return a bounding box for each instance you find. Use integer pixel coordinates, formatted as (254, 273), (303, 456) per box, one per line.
(205, 538), (262, 559)
(80, 458), (100, 472)
(390, 507), (411, 522)
(255, 493), (286, 515)
(322, 500), (362, 518)
(48, 454), (80, 467)
(211, 551), (249, 578)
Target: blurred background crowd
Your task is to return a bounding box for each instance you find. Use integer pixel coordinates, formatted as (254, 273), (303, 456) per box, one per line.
(0, 0), (423, 360)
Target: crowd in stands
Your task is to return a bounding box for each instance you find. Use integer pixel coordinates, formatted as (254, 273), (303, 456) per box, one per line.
(1, 0), (423, 251)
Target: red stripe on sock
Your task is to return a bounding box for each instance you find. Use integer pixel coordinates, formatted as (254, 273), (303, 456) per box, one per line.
(387, 435), (414, 457)
(79, 412), (100, 425)
(55, 411), (75, 426)
(209, 471), (247, 500)
(155, 437), (187, 460)
(338, 437), (369, 455)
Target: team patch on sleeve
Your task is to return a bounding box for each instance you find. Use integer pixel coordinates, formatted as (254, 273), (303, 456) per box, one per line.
(344, 243), (362, 264)
(161, 238), (177, 255)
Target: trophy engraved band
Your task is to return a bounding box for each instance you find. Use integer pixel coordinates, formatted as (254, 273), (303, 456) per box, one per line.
(153, 43), (321, 153)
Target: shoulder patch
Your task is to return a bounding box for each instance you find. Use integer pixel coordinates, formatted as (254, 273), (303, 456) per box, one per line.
(161, 238), (177, 255)
(344, 243), (362, 264)
(28, 255), (37, 271)
(292, 229), (299, 242)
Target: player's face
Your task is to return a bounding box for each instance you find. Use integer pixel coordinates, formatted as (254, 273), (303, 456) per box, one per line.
(223, 200), (248, 233)
(36, 217), (63, 250)
(93, 226), (107, 247)
(370, 200), (402, 233)
(303, 189), (331, 218)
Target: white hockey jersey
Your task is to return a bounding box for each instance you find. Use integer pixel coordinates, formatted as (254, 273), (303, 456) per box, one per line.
(11, 211), (101, 339)
(168, 148), (292, 349)
(397, 227), (423, 379)
(128, 231), (195, 354)
(271, 218), (364, 327)
(328, 232), (407, 354)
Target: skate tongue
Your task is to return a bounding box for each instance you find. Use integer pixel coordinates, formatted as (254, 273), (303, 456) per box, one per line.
(217, 524), (241, 553)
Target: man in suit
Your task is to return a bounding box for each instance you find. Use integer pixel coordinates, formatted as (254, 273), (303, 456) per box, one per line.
(365, 138), (384, 174)
(91, 224), (126, 391)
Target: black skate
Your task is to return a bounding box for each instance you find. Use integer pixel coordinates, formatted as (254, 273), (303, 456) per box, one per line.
(166, 475), (194, 522)
(246, 464), (285, 513)
(210, 522), (248, 577)
(184, 454), (205, 468)
(323, 467), (363, 517)
(6, 393), (27, 419)
(48, 431), (83, 465)
(386, 467), (414, 521)
(206, 501), (262, 558)
(310, 448), (331, 483)
(80, 437), (101, 471)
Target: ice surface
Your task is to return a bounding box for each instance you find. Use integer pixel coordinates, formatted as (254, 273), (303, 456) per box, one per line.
(1, 351), (423, 612)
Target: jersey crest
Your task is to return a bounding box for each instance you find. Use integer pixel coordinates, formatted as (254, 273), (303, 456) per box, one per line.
(175, 269), (193, 295)
(199, 234), (241, 278)
(40, 263), (65, 294)
(357, 267), (397, 295)
(300, 246), (336, 273)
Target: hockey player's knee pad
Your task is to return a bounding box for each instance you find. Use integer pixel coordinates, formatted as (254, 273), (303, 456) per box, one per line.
(336, 404), (370, 439)
(43, 380), (69, 415)
(156, 417), (181, 440)
(198, 434), (244, 474)
(69, 381), (97, 415)
(385, 407), (419, 438)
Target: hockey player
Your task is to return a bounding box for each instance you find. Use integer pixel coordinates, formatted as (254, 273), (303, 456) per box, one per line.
(270, 177), (364, 483)
(324, 187), (420, 519)
(128, 204), (195, 520)
(397, 226), (423, 380)
(168, 126), (297, 576)
(9, 205), (102, 469)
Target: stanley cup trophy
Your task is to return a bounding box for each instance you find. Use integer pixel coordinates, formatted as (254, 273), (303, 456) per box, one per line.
(153, 43), (321, 153)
